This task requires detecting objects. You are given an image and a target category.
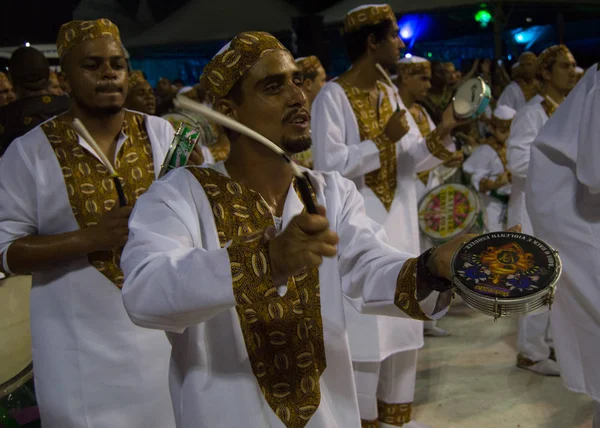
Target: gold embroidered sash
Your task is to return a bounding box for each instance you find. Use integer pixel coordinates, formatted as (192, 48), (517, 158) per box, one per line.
(190, 167), (326, 428)
(41, 111), (155, 287)
(336, 79), (397, 211)
(541, 98), (558, 120)
(409, 104), (431, 138)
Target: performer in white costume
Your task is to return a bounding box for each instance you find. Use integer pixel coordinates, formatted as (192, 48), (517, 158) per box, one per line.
(497, 51), (540, 111)
(463, 105), (515, 232)
(120, 31), (465, 428)
(526, 64), (600, 428)
(312, 7), (463, 426)
(0, 20), (176, 428)
(507, 44), (577, 376)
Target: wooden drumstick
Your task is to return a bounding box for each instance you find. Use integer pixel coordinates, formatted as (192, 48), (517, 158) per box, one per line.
(376, 63), (402, 113)
(175, 95), (318, 214)
(72, 119), (127, 207)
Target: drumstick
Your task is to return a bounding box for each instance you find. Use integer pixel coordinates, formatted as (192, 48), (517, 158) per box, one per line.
(376, 63), (401, 113)
(175, 95), (317, 214)
(72, 119), (127, 207)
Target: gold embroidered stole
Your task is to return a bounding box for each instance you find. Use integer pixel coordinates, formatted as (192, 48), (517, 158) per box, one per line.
(541, 97), (558, 120)
(516, 79), (540, 102)
(190, 167), (326, 428)
(336, 79), (397, 211)
(41, 111), (155, 287)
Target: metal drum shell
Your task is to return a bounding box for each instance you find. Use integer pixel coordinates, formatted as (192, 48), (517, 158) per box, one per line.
(452, 77), (492, 120)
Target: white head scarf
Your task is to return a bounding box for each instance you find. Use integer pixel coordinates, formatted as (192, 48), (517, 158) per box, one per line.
(533, 64), (599, 189)
(493, 105), (517, 121)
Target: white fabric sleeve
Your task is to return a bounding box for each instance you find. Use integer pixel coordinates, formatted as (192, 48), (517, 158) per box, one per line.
(333, 174), (448, 320)
(497, 84), (516, 110)
(121, 170), (236, 333)
(0, 140), (40, 273)
(462, 146), (491, 193)
(576, 85), (600, 194)
(507, 108), (539, 178)
(311, 84), (382, 179)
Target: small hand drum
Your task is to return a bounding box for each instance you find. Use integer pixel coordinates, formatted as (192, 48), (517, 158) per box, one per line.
(159, 123), (201, 178)
(418, 184), (485, 246)
(452, 232), (561, 319)
(453, 77), (492, 120)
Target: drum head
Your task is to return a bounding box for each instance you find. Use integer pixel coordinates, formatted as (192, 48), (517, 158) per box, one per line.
(0, 276), (32, 392)
(453, 78), (484, 118)
(418, 184), (480, 242)
(452, 232), (560, 299)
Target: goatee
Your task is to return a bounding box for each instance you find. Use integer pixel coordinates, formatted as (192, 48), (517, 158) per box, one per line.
(282, 136), (312, 154)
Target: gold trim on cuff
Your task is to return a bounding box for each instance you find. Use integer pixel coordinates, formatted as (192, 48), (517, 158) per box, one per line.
(425, 128), (453, 161)
(377, 400), (412, 426)
(394, 258), (432, 321)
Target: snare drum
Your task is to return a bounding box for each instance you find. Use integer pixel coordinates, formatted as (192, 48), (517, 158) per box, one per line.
(452, 232), (561, 319)
(159, 123), (201, 178)
(0, 275), (38, 426)
(418, 184), (485, 246)
(453, 77), (492, 119)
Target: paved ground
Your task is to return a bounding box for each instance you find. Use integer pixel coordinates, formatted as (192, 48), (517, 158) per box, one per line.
(413, 298), (593, 428)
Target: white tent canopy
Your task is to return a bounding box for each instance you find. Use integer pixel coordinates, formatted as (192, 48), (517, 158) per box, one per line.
(125, 0), (301, 48)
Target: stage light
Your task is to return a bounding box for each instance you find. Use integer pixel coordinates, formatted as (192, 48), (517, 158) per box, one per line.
(427, 52), (433, 58)
(400, 28), (413, 40)
(25, 42), (30, 47)
(475, 9), (492, 28)
(405, 53), (413, 59)
(515, 34), (525, 43)
(508, 55), (512, 60)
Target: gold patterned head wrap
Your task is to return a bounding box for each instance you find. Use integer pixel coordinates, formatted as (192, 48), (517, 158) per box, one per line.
(295, 56), (323, 77)
(128, 70), (148, 91)
(396, 56), (431, 79)
(200, 32), (288, 104)
(0, 72), (9, 85)
(57, 19), (121, 59)
(343, 4), (396, 34)
(538, 45), (572, 72)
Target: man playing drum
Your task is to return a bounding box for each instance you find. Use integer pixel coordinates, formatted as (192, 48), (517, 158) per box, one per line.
(311, 6), (465, 426)
(0, 19), (179, 427)
(118, 29), (483, 428)
(507, 45), (577, 376)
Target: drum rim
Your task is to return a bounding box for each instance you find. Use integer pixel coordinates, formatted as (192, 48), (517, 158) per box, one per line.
(451, 232), (562, 316)
(0, 363), (33, 399)
(453, 77), (490, 119)
(418, 183), (481, 240)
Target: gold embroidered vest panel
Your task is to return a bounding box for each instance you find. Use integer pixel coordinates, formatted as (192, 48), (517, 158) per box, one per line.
(409, 104), (431, 138)
(189, 167), (326, 428)
(41, 111), (155, 287)
(337, 79), (397, 211)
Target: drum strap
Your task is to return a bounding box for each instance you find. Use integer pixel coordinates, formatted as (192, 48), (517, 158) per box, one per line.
(41, 112), (155, 287)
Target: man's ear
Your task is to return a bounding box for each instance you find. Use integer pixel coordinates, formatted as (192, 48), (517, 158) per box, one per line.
(540, 68), (552, 84)
(366, 33), (378, 53)
(302, 78), (314, 94)
(215, 98), (238, 120)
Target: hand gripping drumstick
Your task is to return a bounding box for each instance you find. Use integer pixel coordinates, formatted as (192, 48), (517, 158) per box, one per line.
(175, 95), (318, 215)
(72, 119), (128, 207)
(376, 63), (402, 113)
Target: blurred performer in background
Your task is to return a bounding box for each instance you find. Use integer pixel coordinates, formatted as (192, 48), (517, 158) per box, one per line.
(526, 64), (600, 428)
(0, 19), (176, 428)
(313, 5), (460, 427)
(497, 52), (541, 111)
(421, 61), (458, 125)
(463, 105), (515, 233)
(0, 72), (17, 107)
(507, 44), (577, 376)
(48, 70), (65, 96)
(125, 70), (157, 115)
(0, 47), (70, 155)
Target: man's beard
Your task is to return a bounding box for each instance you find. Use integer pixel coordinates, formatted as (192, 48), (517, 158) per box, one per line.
(281, 135), (312, 154)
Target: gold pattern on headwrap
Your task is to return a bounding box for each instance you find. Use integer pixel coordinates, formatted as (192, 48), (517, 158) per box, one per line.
(397, 61), (431, 78)
(538, 45), (572, 72)
(336, 78), (397, 211)
(189, 167), (326, 428)
(41, 111), (155, 287)
(128, 70), (147, 91)
(0, 72), (9, 84)
(200, 32), (288, 103)
(57, 19), (121, 59)
(343, 4), (396, 34)
(295, 56), (323, 76)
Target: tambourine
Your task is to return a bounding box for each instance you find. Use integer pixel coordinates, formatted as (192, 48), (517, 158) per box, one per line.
(418, 184), (485, 246)
(453, 77), (492, 119)
(452, 232), (561, 319)
(159, 123), (201, 178)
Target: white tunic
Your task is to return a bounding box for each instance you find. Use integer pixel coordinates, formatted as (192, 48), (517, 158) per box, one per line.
(120, 163), (449, 428)
(498, 81), (527, 112)
(526, 66), (600, 402)
(311, 82), (452, 361)
(463, 144), (511, 232)
(507, 95), (547, 235)
(0, 113), (176, 428)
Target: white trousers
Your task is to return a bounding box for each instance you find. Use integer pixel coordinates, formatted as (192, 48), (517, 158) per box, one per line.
(352, 350), (418, 421)
(517, 307), (553, 361)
